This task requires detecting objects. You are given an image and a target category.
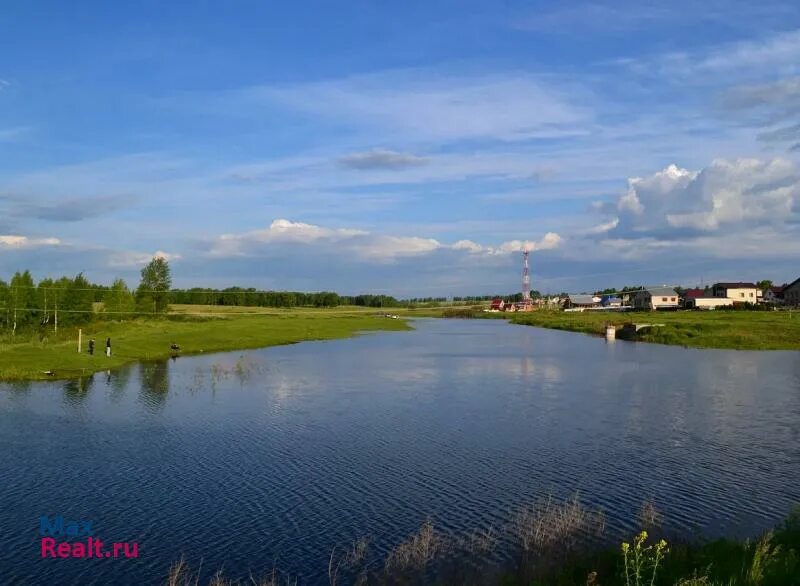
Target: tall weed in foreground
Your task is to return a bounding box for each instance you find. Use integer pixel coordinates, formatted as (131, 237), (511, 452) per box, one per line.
(621, 531), (668, 586)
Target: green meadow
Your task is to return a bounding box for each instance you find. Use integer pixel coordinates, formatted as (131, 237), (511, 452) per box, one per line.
(0, 305), (412, 381)
(507, 309), (800, 350)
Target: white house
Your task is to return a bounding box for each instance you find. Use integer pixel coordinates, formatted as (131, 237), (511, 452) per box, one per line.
(712, 282), (761, 303)
(785, 277), (800, 307)
(683, 297), (734, 310)
(631, 287), (679, 310)
(564, 294), (600, 309)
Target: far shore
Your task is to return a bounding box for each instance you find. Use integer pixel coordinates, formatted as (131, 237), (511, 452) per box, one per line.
(503, 308), (800, 351)
(0, 306), (417, 382)
(6, 304), (797, 383)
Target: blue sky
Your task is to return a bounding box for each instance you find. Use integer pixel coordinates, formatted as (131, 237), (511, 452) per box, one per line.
(1, 1), (799, 296)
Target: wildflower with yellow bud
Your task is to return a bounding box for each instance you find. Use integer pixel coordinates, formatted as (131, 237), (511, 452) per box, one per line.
(621, 530), (669, 586)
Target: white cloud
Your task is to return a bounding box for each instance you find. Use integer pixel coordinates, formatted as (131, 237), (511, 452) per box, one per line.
(486, 232), (563, 255)
(108, 250), (182, 268)
(589, 158), (800, 256)
(693, 29), (800, 75)
(208, 218), (561, 262)
(0, 235), (61, 249)
(213, 219), (367, 257)
(629, 29), (800, 82)
(452, 239), (484, 253)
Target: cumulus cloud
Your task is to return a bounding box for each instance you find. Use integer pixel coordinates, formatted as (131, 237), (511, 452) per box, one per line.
(491, 233), (563, 255)
(108, 250), (182, 268)
(452, 239), (484, 253)
(208, 218), (561, 262)
(590, 158), (800, 253)
(0, 235), (61, 249)
(338, 148), (428, 170)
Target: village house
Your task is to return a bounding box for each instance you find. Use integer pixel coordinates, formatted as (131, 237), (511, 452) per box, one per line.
(763, 286), (785, 305)
(631, 287), (679, 310)
(680, 288), (704, 308)
(620, 291), (635, 307)
(784, 278), (800, 307)
(489, 298), (505, 311)
(712, 282), (761, 303)
(680, 287), (732, 309)
(600, 294), (622, 308)
(563, 294), (600, 310)
(682, 288), (705, 299)
(683, 296), (734, 310)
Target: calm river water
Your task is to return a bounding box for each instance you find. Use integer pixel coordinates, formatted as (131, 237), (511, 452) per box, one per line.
(1, 318), (799, 584)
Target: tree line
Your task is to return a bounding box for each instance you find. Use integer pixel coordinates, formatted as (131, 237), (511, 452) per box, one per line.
(0, 257), (172, 332)
(169, 288), (400, 309)
(0, 257), (407, 333)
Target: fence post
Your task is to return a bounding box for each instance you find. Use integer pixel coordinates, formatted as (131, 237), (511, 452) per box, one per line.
(78, 329), (82, 353)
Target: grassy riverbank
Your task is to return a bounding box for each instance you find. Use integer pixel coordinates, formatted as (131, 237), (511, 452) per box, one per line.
(0, 306), (412, 381)
(165, 499), (800, 585)
(507, 310), (800, 351)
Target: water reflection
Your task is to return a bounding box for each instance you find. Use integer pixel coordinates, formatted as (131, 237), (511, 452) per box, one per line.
(1, 319), (799, 586)
(138, 360), (170, 411)
(63, 375), (94, 407)
(6, 380), (31, 394)
(107, 365), (132, 402)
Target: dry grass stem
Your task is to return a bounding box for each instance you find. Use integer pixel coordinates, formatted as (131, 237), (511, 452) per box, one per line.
(384, 520), (446, 572)
(637, 498), (663, 529)
(514, 493), (605, 554)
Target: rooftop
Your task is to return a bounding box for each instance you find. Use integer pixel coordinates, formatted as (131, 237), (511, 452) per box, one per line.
(713, 282), (758, 289)
(642, 286), (678, 296)
(568, 294), (598, 304)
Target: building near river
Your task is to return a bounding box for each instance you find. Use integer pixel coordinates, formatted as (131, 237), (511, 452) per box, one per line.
(563, 294), (600, 309)
(785, 277), (800, 307)
(631, 287), (679, 310)
(683, 296), (734, 310)
(763, 285), (785, 305)
(712, 282), (761, 304)
(489, 298), (505, 311)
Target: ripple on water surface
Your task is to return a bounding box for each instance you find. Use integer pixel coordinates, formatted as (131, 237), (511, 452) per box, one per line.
(1, 319), (799, 584)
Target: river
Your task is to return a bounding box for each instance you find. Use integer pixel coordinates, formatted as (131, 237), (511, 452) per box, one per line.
(1, 318), (799, 584)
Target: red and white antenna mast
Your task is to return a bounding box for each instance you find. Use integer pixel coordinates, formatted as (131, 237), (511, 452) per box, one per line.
(522, 248), (530, 301)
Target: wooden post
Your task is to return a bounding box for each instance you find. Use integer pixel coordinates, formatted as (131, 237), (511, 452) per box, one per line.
(78, 329), (82, 353)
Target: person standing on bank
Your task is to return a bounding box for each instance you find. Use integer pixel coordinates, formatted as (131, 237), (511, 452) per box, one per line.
(88, 339), (95, 355)
(106, 337), (112, 357)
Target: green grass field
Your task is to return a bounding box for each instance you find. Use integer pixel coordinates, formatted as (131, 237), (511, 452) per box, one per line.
(508, 309), (800, 350)
(0, 306), (414, 381)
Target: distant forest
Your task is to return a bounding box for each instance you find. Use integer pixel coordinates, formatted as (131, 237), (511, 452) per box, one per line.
(0, 258), (550, 332)
(0, 259), (473, 332)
